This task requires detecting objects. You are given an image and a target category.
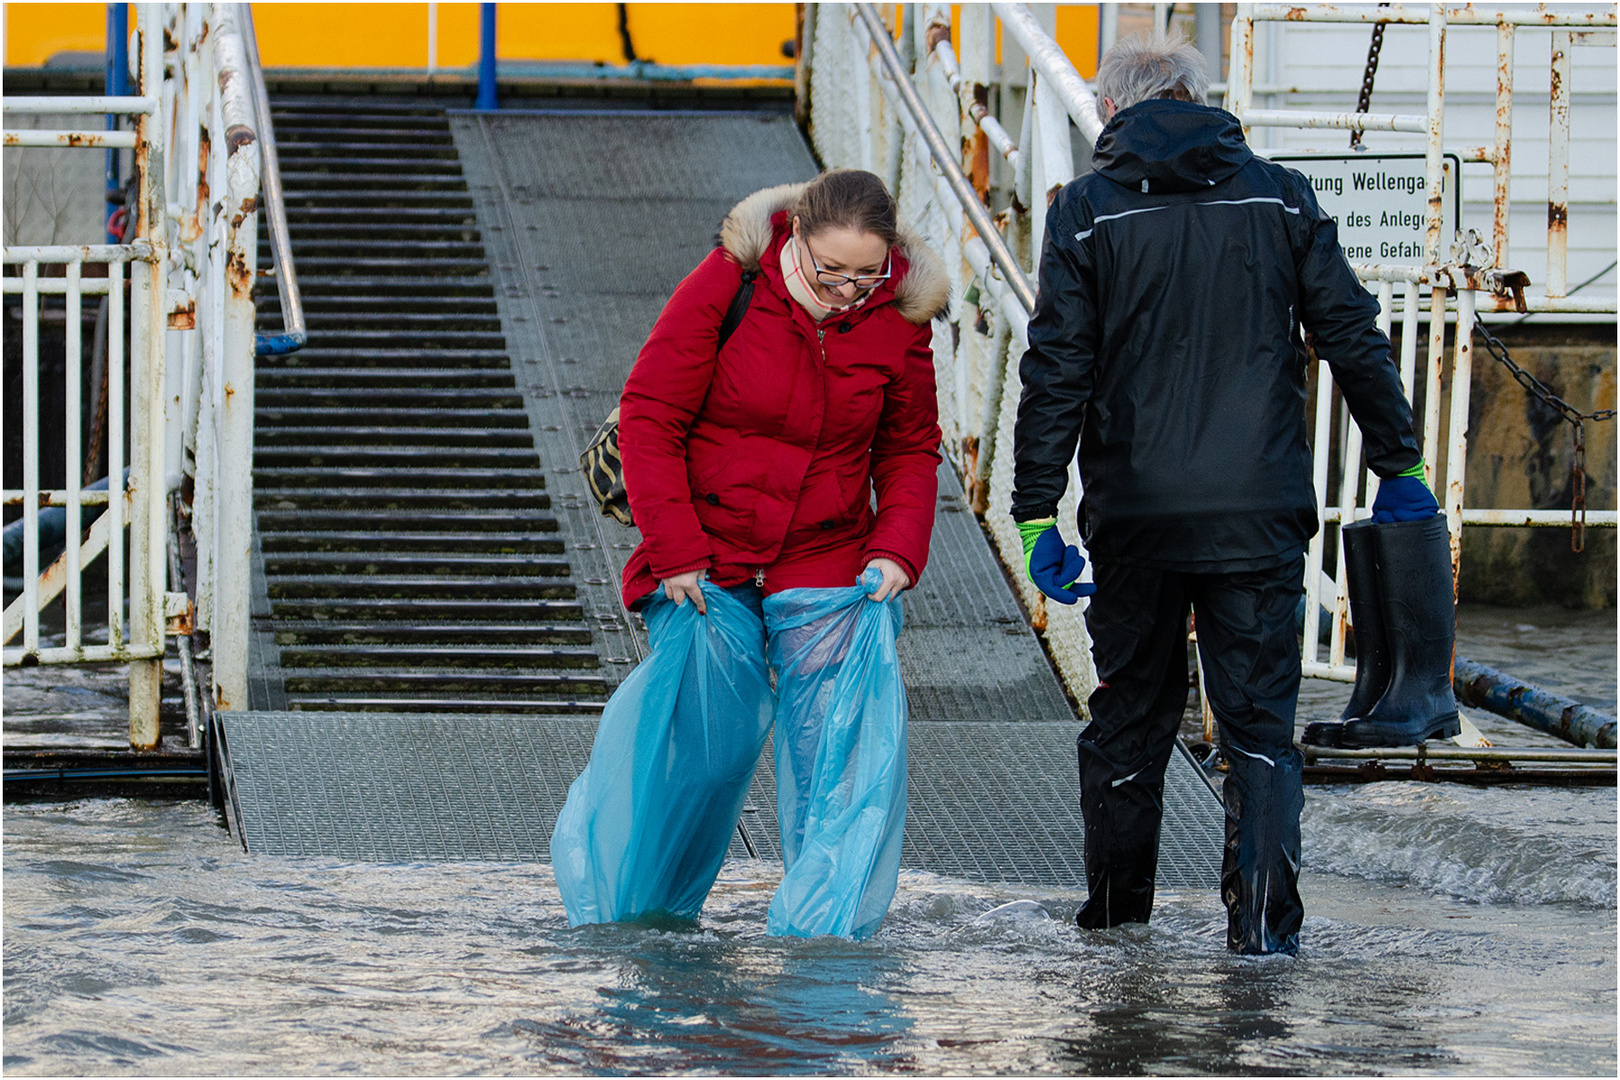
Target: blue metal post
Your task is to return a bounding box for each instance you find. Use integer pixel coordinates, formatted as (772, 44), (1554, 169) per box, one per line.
(105, 3), (129, 241)
(475, 3), (498, 111)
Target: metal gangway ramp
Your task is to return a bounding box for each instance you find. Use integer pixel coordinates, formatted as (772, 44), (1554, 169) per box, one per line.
(215, 100), (1223, 892)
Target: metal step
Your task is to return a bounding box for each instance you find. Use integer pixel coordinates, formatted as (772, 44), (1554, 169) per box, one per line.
(255, 445), (538, 468)
(255, 488), (551, 511)
(277, 698), (603, 715)
(255, 385), (521, 407)
(253, 463), (545, 488)
(255, 406), (529, 428)
(289, 275), (494, 294)
(286, 223), (484, 242)
(255, 368), (517, 390)
(256, 349), (511, 370)
(255, 331), (507, 351)
(277, 643), (600, 670)
(273, 127), (455, 143)
(263, 552), (571, 577)
(280, 668), (606, 694)
(276, 172), (469, 193)
(270, 621), (593, 646)
(282, 256), (489, 277)
(259, 241), (488, 262)
(282, 192), (474, 211)
(277, 140), (461, 159)
(255, 426), (534, 448)
(266, 597), (584, 621)
(282, 207), (480, 227)
(256, 508), (559, 533)
(288, 295), (499, 313)
(266, 574), (576, 601)
(260, 531), (561, 555)
(274, 156), (465, 177)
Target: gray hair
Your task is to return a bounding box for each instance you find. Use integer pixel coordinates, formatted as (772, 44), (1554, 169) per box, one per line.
(1094, 31), (1211, 124)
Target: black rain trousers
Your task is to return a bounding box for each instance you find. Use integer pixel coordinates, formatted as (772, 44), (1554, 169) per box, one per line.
(1076, 553), (1305, 955)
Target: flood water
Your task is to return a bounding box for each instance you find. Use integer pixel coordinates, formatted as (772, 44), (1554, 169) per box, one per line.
(4, 781), (1614, 1076)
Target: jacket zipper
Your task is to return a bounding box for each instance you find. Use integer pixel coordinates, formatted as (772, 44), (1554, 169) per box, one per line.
(754, 568), (766, 587)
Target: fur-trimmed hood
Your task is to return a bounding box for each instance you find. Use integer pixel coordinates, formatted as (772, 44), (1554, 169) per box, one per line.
(718, 182), (951, 326)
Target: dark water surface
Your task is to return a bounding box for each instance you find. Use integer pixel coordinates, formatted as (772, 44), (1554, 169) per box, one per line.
(4, 788), (1613, 1076)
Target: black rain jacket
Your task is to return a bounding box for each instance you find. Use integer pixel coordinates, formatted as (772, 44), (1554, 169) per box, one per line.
(1011, 99), (1421, 571)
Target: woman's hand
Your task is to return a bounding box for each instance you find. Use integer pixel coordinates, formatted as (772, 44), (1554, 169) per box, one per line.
(864, 558), (910, 601)
(661, 570), (707, 614)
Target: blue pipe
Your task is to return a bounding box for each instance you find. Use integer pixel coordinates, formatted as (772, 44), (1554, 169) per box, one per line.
(1454, 656), (1617, 750)
(475, 3), (498, 111)
(105, 3), (129, 243)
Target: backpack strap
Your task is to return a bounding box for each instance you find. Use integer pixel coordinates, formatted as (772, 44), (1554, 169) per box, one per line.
(717, 270), (756, 351)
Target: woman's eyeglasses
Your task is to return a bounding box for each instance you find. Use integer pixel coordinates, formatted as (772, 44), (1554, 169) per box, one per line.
(804, 240), (891, 290)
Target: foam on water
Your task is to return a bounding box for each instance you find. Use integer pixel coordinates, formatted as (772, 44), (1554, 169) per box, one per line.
(1303, 782), (1618, 907)
(3, 797), (1614, 1076)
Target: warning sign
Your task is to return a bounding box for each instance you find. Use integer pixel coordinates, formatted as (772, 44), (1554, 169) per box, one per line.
(1269, 152), (1461, 265)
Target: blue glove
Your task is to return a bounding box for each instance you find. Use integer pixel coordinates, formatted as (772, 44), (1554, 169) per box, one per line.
(1016, 518), (1097, 605)
(1372, 465), (1439, 523)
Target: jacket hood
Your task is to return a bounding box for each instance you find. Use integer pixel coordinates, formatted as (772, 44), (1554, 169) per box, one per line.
(718, 182), (951, 325)
(1091, 99), (1252, 194)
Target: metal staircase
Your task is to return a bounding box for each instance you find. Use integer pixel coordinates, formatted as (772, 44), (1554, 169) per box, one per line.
(252, 97), (607, 716)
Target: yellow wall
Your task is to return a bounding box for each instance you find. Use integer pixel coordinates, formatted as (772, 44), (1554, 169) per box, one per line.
(4, 2), (108, 67)
(5, 2), (1097, 75)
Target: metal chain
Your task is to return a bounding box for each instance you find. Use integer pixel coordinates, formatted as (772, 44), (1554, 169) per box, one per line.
(1350, 9), (1390, 149)
(1474, 320), (1616, 552)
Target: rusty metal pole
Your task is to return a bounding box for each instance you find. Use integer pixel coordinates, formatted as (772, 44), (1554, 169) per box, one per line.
(1422, 5), (1447, 265)
(212, 9), (261, 712)
(1491, 21), (1514, 269)
(1546, 28), (1571, 298)
(127, 4), (168, 750)
(1443, 285), (1477, 589)
(1225, 5), (1256, 137)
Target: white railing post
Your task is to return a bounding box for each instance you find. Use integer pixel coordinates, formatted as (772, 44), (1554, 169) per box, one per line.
(128, 3), (170, 749)
(211, 7), (261, 711)
(65, 259), (84, 655)
(21, 262), (42, 659)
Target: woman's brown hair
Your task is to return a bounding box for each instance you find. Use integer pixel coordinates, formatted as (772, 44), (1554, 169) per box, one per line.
(792, 169), (900, 246)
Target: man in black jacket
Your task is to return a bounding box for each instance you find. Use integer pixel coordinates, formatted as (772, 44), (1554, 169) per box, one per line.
(1010, 34), (1439, 954)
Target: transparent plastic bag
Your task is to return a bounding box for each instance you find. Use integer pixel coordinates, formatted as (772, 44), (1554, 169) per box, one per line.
(551, 583), (774, 927)
(765, 568), (908, 940)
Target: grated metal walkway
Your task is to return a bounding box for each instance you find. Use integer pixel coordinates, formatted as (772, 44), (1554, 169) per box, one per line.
(225, 102), (1225, 892)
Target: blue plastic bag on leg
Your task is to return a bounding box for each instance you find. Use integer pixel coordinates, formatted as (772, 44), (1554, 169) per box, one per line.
(551, 583), (775, 927)
(764, 568), (908, 940)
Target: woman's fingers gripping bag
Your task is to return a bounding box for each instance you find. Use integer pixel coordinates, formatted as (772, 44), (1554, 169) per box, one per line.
(765, 568), (909, 940)
(551, 583), (775, 927)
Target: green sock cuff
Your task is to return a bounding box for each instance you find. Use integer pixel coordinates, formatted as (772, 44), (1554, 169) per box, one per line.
(1398, 461), (1428, 480)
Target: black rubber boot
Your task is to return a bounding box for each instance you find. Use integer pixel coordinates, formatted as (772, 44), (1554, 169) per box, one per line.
(1339, 515), (1461, 748)
(1221, 745), (1304, 956)
(1301, 521), (1392, 748)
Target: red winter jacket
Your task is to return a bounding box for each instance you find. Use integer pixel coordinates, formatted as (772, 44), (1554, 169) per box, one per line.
(619, 182), (950, 607)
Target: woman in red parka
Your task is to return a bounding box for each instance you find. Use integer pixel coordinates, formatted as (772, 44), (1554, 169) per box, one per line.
(561, 170), (947, 936)
(619, 169), (948, 608)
